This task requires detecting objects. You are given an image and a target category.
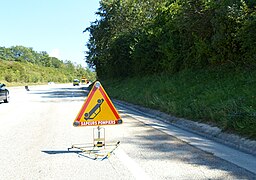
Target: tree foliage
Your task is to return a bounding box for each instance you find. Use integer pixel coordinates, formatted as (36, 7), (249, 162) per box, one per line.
(0, 46), (96, 83)
(85, 0), (256, 79)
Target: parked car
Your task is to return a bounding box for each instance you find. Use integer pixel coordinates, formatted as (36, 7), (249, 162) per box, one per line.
(73, 79), (80, 86)
(0, 83), (10, 103)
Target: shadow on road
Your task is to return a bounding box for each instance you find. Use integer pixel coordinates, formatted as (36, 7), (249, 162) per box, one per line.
(29, 87), (89, 99)
(41, 150), (105, 160)
(42, 150), (82, 154)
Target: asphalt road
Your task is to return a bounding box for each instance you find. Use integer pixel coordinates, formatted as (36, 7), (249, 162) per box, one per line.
(0, 84), (255, 179)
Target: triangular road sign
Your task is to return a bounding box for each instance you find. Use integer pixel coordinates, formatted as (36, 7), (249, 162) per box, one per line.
(73, 81), (122, 127)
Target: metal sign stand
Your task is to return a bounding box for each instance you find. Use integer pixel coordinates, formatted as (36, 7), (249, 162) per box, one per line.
(93, 126), (105, 148)
(68, 126), (120, 160)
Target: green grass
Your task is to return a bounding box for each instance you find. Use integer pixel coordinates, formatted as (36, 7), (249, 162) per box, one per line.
(103, 66), (256, 140)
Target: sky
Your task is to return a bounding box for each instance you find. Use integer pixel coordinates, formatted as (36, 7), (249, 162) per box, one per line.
(0, 0), (100, 67)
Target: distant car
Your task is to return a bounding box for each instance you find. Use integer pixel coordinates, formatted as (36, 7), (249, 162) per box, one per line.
(48, 82), (55, 85)
(81, 78), (89, 84)
(73, 79), (80, 86)
(0, 83), (10, 103)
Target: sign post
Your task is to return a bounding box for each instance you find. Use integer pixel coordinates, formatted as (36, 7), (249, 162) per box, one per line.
(93, 126), (105, 148)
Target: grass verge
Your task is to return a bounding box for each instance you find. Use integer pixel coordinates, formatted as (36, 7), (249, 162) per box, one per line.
(103, 66), (256, 140)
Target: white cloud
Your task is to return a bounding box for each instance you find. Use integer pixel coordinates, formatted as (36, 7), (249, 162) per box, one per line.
(49, 48), (61, 59)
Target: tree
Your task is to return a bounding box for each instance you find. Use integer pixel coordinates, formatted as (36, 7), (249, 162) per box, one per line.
(85, 0), (256, 79)
(85, 0), (166, 79)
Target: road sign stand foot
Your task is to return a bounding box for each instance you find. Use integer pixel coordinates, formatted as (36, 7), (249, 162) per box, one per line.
(69, 127), (120, 160)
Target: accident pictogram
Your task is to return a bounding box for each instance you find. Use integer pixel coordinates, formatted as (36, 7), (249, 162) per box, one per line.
(73, 81), (122, 127)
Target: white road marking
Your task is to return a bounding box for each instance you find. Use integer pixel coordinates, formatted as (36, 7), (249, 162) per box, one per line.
(115, 148), (151, 180)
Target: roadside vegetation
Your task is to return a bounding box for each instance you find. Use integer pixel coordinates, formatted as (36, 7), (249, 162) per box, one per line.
(0, 46), (96, 86)
(85, 0), (256, 139)
(103, 66), (256, 139)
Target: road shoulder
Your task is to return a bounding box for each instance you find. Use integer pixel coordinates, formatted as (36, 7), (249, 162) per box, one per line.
(114, 100), (256, 174)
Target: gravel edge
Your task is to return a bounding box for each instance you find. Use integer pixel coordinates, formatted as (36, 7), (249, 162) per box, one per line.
(114, 100), (256, 157)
